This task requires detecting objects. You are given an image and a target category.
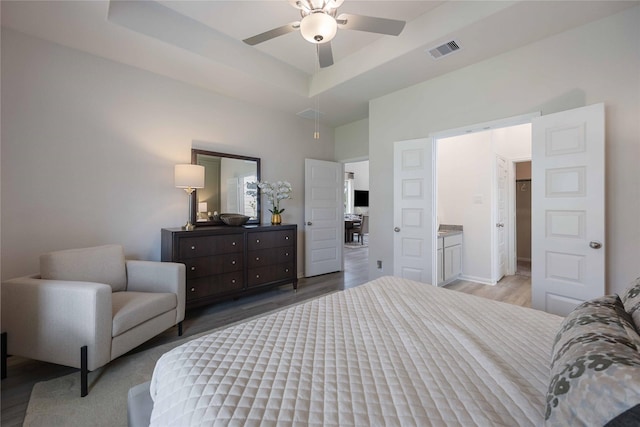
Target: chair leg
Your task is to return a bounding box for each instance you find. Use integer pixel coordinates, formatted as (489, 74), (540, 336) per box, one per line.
(1, 332), (7, 380)
(81, 345), (88, 397)
(178, 321), (183, 336)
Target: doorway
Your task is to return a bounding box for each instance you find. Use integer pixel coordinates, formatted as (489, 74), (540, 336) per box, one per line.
(515, 161), (532, 277)
(392, 105), (604, 315)
(433, 114), (536, 287)
(344, 160), (369, 246)
(343, 160), (369, 277)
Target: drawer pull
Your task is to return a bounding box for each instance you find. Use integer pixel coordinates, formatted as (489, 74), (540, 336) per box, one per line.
(231, 279), (236, 284)
(191, 266), (196, 271)
(256, 274), (260, 279)
(190, 287), (195, 292)
(191, 246), (196, 250)
(285, 268), (289, 273)
(256, 239), (260, 243)
(231, 260), (236, 265)
(285, 236), (289, 240)
(255, 257), (260, 261)
(232, 242), (236, 246)
(285, 252), (289, 256)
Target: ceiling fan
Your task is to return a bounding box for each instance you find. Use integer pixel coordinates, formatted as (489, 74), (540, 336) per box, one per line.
(243, 0), (406, 68)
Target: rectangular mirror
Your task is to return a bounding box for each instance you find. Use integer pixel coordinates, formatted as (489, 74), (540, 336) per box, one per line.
(191, 149), (261, 225)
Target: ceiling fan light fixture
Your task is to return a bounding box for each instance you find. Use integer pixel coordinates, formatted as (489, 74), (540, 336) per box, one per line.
(300, 13), (337, 44)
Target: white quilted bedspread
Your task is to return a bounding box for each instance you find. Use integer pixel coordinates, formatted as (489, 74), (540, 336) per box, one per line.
(149, 276), (562, 426)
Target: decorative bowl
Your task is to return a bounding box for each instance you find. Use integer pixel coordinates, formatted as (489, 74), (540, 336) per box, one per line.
(219, 213), (251, 226)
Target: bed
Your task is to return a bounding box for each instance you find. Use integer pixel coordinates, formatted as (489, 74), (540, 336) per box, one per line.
(132, 276), (640, 426)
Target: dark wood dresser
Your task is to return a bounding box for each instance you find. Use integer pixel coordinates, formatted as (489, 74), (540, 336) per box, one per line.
(161, 224), (298, 309)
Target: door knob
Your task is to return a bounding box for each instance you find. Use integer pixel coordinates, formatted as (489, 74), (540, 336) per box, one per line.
(589, 241), (602, 249)
(394, 227), (401, 232)
(307, 221), (312, 226)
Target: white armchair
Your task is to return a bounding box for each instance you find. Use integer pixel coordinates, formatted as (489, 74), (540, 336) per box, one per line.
(1, 244), (185, 396)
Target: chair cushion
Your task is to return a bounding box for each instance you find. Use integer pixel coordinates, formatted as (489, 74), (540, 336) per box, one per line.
(40, 244), (127, 292)
(112, 291), (177, 337)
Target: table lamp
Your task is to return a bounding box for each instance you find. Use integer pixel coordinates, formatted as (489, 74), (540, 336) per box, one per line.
(175, 164), (205, 231)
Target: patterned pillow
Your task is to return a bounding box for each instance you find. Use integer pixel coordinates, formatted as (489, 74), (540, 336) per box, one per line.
(621, 277), (640, 331)
(545, 295), (640, 426)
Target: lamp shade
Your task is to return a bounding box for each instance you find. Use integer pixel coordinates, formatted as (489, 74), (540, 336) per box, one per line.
(300, 13), (337, 44)
(174, 164), (205, 189)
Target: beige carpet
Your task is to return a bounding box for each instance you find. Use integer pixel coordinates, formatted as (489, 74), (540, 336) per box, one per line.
(24, 294), (337, 427)
(24, 329), (207, 427)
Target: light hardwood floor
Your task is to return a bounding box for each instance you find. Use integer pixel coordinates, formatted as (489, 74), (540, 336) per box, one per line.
(445, 274), (532, 307)
(1, 246), (531, 426)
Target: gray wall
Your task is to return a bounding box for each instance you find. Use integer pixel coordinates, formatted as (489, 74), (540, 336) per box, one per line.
(335, 118), (368, 162)
(1, 28), (335, 280)
(368, 7), (640, 295)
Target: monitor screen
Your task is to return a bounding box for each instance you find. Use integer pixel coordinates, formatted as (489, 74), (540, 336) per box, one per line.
(354, 190), (369, 207)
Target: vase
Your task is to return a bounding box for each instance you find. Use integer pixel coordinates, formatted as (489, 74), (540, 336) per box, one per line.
(271, 213), (282, 225)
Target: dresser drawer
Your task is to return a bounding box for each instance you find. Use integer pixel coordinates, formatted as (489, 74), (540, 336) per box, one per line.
(247, 247), (294, 268)
(179, 234), (243, 258)
(247, 229), (294, 251)
(184, 253), (243, 279)
(186, 271), (244, 301)
(247, 262), (295, 287)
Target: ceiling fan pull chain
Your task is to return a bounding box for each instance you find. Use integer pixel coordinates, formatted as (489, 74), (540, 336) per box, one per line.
(314, 44), (320, 140)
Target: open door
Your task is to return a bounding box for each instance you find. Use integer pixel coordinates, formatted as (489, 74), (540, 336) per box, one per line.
(393, 138), (433, 283)
(494, 155), (509, 282)
(304, 159), (343, 277)
(531, 103), (605, 316)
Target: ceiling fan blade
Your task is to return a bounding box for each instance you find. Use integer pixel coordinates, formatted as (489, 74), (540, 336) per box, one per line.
(318, 42), (334, 68)
(336, 13), (405, 36)
(243, 22), (300, 46)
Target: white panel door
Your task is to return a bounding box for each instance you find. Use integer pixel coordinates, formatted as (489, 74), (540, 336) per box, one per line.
(393, 139), (432, 283)
(494, 155), (508, 282)
(304, 159), (343, 277)
(531, 103), (605, 316)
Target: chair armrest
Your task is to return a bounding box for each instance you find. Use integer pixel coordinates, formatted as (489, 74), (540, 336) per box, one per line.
(1, 276), (113, 371)
(125, 261), (185, 323)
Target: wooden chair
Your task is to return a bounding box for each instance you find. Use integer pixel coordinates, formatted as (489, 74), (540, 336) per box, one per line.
(352, 215), (369, 244)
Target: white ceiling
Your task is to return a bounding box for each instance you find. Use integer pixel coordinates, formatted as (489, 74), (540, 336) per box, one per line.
(2, 0), (636, 127)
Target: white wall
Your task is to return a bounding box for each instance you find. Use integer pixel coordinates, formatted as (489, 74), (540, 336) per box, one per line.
(369, 7), (640, 295)
(1, 29), (335, 280)
(493, 124), (532, 160)
(346, 161), (369, 191)
(438, 132), (493, 282)
(335, 118), (368, 162)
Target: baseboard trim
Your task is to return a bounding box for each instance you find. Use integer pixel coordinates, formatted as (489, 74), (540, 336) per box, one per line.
(459, 275), (495, 286)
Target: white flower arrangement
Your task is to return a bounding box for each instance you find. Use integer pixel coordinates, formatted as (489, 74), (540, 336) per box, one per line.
(257, 180), (292, 215)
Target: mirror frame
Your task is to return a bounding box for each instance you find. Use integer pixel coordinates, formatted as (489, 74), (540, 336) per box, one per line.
(191, 149), (261, 226)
